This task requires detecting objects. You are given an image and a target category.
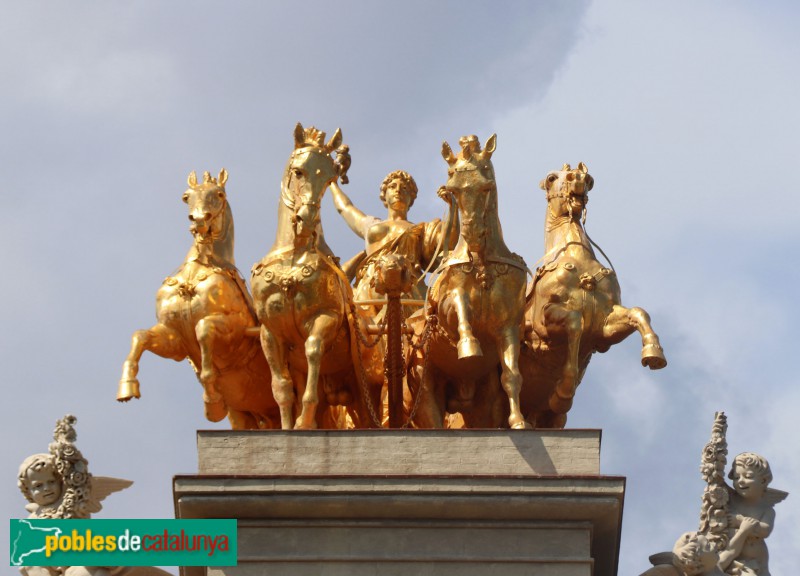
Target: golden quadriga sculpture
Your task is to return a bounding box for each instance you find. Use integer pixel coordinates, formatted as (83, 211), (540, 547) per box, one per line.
(117, 170), (279, 429)
(640, 412), (787, 576)
(250, 124), (383, 430)
(406, 134), (531, 429)
(15, 415), (170, 576)
(518, 162), (667, 428)
(117, 128), (668, 430)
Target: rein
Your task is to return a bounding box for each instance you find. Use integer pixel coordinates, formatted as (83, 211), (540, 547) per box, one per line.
(533, 200), (616, 280)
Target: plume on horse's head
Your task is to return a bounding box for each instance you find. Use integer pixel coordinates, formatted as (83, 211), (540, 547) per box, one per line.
(441, 133), (497, 166)
(293, 122), (342, 154)
(186, 169), (228, 196)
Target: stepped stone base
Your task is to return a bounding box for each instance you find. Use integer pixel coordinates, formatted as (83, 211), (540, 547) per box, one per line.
(174, 430), (624, 576)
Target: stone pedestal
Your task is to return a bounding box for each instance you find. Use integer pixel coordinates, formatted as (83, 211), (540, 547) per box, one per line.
(174, 430), (624, 576)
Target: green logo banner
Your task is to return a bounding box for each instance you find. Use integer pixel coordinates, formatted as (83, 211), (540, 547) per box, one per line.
(10, 519), (237, 567)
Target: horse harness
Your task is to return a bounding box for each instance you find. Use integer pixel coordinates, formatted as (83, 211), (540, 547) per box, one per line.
(252, 247), (349, 298)
(445, 252), (529, 290)
(164, 265), (242, 301)
(534, 260), (615, 293)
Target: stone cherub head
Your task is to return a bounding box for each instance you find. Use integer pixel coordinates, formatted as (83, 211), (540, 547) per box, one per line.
(18, 454), (63, 515)
(17, 415), (132, 519)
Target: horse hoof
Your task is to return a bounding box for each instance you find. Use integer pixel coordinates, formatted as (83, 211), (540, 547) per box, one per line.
(457, 337), (483, 359)
(510, 419), (533, 430)
(641, 344), (667, 370)
(294, 418), (318, 430)
(117, 379), (141, 401)
(204, 400), (227, 422)
(548, 394), (573, 414)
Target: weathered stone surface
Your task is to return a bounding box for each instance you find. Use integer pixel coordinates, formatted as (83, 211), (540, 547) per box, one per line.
(196, 429), (601, 476)
(177, 429), (622, 576)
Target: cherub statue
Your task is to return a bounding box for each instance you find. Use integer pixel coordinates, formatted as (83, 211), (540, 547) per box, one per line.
(15, 416), (166, 576)
(716, 453), (786, 575)
(17, 415), (132, 520)
(639, 413), (787, 576)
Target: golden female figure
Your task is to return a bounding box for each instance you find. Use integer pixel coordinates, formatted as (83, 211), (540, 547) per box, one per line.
(330, 170), (456, 316)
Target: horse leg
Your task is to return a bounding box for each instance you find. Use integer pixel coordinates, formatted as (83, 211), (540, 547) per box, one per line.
(535, 410), (568, 429)
(452, 287), (482, 358)
(195, 315), (231, 401)
(195, 315), (234, 422)
(497, 327), (531, 429)
(118, 324), (187, 401)
(408, 357), (445, 428)
(296, 312), (339, 430)
(603, 305), (667, 369)
(547, 306), (583, 415)
(260, 325), (295, 430)
(227, 410), (258, 430)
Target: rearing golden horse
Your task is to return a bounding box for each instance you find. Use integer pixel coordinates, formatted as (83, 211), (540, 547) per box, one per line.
(520, 162), (667, 428)
(117, 170), (278, 429)
(408, 134), (529, 429)
(251, 124), (382, 430)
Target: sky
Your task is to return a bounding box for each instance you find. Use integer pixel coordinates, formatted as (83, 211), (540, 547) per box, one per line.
(2, 1), (798, 573)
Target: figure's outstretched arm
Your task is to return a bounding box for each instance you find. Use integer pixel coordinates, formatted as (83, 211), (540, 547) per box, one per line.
(441, 187), (460, 249)
(330, 181), (369, 238)
(422, 187), (460, 267)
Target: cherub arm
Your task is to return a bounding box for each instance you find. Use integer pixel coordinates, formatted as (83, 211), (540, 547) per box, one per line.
(330, 181), (369, 238)
(738, 506), (775, 538)
(717, 508), (775, 570)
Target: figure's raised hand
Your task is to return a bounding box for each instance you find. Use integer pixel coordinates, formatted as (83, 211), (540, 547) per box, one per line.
(334, 145), (351, 184)
(437, 185), (453, 205)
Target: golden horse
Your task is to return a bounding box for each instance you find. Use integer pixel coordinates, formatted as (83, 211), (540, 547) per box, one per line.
(407, 134), (529, 429)
(117, 170), (279, 429)
(251, 124), (382, 430)
(520, 162), (667, 428)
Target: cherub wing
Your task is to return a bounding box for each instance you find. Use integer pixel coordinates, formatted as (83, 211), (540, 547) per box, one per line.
(724, 482), (788, 507)
(86, 476), (133, 514)
(764, 487), (789, 507)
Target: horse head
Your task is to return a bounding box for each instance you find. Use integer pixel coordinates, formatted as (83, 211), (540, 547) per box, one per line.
(183, 169), (229, 244)
(370, 253), (415, 297)
(281, 123), (345, 242)
(441, 134), (498, 254)
(183, 169), (234, 265)
(540, 162), (594, 221)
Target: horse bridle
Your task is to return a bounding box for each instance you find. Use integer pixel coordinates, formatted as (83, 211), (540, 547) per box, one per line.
(189, 192), (227, 243)
(541, 179), (616, 274)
